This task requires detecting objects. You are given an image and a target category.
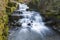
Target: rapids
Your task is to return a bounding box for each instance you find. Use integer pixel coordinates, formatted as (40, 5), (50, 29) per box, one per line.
(8, 3), (59, 40)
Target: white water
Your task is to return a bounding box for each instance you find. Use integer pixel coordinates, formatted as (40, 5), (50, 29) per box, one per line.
(9, 3), (54, 40)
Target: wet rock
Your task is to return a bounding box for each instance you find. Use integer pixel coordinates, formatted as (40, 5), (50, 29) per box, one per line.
(13, 11), (22, 14)
(28, 23), (31, 26)
(9, 11), (24, 29)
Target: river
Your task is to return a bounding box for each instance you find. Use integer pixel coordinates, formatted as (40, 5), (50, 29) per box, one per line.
(8, 3), (60, 40)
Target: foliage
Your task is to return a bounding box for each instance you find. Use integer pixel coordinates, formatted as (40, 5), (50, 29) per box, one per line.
(0, 0), (9, 40)
(0, 11), (9, 40)
(6, 1), (18, 15)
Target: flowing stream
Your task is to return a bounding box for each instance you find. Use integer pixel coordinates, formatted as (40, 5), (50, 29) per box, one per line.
(8, 3), (60, 40)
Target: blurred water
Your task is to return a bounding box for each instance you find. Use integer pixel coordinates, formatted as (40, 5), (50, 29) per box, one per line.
(8, 3), (58, 40)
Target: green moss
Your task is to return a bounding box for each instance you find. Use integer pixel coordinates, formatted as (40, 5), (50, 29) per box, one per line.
(6, 2), (18, 15)
(0, 11), (9, 40)
(8, 2), (16, 7)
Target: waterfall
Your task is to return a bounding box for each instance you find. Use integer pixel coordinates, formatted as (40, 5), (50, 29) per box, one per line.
(9, 3), (55, 40)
